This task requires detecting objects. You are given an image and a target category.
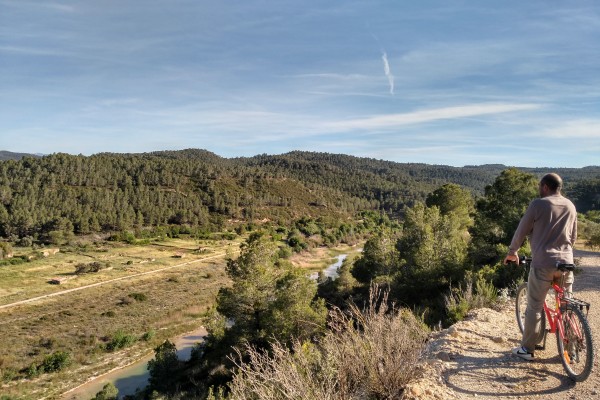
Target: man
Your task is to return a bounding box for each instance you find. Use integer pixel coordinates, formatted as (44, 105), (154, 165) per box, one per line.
(504, 173), (577, 361)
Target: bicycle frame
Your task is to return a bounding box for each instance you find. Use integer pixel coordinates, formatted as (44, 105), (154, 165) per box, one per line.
(542, 282), (567, 340)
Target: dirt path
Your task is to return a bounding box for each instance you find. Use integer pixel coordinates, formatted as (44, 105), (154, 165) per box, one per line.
(0, 252), (229, 311)
(406, 249), (600, 400)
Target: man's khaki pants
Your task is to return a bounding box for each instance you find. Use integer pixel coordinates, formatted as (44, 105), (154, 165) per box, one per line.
(522, 267), (574, 353)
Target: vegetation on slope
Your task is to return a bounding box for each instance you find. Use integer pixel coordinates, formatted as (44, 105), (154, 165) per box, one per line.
(0, 150), (598, 245)
(0, 150), (598, 399)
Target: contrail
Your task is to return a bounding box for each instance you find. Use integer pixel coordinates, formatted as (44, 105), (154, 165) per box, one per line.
(367, 25), (395, 95)
(381, 51), (394, 95)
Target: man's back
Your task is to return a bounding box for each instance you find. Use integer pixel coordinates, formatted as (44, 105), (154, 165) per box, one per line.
(509, 193), (577, 270)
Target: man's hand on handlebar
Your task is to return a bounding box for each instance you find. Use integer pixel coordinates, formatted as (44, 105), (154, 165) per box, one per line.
(504, 253), (519, 265)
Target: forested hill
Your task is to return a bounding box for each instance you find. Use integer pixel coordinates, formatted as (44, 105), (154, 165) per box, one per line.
(0, 150), (41, 161)
(0, 149), (598, 239)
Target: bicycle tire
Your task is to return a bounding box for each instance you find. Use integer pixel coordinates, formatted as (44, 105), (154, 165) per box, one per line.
(557, 305), (594, 382)
(515, 282), (528, 334)
(515, 282), (545, 343)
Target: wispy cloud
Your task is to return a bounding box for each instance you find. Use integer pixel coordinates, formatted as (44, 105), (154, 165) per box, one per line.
(0, 45), (70, 57)
(381, 51), (394, 95)
(0, 1), (76, 13)
(326, 103), (542, 131)
(535, 119), (600, 139)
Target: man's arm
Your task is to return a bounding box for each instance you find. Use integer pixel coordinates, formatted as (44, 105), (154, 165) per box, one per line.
(504, 201), (536, 264)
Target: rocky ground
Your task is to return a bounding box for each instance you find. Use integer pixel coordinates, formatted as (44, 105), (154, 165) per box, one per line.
(405, 249), (600, 400)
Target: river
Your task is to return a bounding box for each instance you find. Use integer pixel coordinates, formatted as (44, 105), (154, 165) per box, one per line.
(309, 254), (347, 281)
(62, 328), (207, 399)
(322, 254), (347, 279)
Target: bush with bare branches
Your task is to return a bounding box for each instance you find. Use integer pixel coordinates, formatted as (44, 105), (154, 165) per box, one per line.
(224, 287), (429, 400)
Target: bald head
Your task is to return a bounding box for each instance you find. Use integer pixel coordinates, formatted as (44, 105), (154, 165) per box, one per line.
(540, 173), (562, 195)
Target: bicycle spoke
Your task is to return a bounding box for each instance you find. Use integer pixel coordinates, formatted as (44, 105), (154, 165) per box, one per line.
(557, 306), (594, 382)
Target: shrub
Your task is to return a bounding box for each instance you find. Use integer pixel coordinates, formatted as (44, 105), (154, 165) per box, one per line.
(94, 382), (119, 400)
(129, 292), (147, 302)
(585, 223), (600, 250)
(445, 276), (499, 325)
(38, 337), (56, 349)
(472, 275), (498, 309)
(106, 330), (137, 351)
(142, 329), (156, 341)
(118, 296), (134, 306)
(75, 261), (107, 274)
(0, 257), (27, 267)
(277, 245), (292, 259)
(444, 281), (472, 325)
(41, 351), (71, 373)
(1, 367), (18, 383)
(25, 363), (41, 378)
(17, 236), (34, 247)
(227, 287), (428, 399)
(0, 242), (13, 259)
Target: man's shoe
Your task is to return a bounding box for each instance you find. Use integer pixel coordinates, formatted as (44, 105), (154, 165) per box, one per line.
(512, 346), (534, 361)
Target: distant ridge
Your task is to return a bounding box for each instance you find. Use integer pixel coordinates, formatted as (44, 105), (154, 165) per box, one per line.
(0, 150), (41, 161)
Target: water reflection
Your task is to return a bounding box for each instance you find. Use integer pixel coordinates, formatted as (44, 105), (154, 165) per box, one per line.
(309, 254), (347, 281)
(62, 328), (206, 399)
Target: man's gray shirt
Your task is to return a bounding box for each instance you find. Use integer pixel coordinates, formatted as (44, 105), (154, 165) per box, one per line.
(508, 194), (577, 270)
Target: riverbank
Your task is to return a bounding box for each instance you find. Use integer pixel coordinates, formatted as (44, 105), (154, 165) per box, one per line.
(61, 326), (208, 399)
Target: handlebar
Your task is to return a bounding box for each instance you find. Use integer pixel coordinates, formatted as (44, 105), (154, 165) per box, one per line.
(519, 256), (532, 265)
(517, 256), (574, 271)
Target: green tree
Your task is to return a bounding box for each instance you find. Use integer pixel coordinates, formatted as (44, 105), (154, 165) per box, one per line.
(0, 242), (12, 259)
(469, 168), (538, 267)
(192, 233), (327, 393)
(351, 228), (401, 285)
(93, 383), (119, 400)
(148, 340), (181, 394)
(426, 183), (475, 230)
(395, 203), (468, 306)
(216, 233), (326, 345)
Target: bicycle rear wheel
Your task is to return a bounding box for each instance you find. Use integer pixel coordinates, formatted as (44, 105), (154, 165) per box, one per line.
(515, 282), (545, 343)
(557, 305), (594, 382)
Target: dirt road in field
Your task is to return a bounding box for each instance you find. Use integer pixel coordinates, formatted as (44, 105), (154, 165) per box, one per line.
(406, 249), (600, 400)
(0, 252), (229, 311)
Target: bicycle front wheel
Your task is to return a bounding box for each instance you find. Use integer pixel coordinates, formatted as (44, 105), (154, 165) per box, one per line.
(515, 282), (528, 334)
(557, 305), (594, 382)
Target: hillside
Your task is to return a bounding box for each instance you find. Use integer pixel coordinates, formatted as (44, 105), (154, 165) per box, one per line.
(1, 150), (598, 242)
(0, 150), (41, 161)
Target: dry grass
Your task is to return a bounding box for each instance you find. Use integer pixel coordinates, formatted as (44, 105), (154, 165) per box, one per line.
(0, 237), (236, 398)
(226, 287), (429, 400)
(0, 238), (360, 398)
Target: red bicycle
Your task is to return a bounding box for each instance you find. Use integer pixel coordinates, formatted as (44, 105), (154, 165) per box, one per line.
(515, 257), (594, 381)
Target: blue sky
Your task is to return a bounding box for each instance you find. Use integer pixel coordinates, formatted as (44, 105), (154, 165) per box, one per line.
(1, 1), (599, 167)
